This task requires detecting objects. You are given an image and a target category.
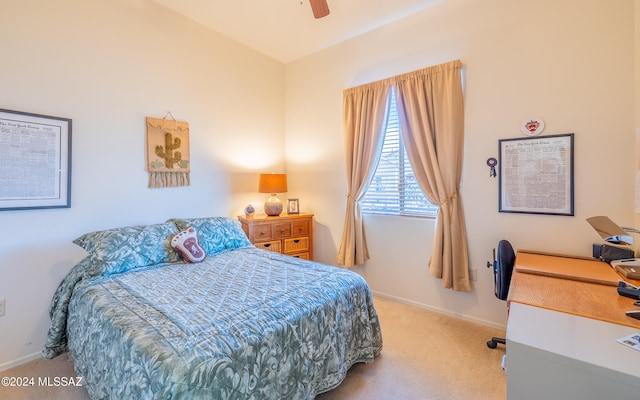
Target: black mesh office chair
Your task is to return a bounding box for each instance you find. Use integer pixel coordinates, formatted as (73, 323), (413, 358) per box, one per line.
(487, 239), (515, 349)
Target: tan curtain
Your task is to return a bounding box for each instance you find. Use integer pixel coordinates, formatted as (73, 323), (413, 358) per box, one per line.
(336, 81), (391, 267)
(395, 60), (470, 291)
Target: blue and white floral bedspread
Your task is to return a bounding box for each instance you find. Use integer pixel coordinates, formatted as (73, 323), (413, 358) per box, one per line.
(48, 247), (382, 399)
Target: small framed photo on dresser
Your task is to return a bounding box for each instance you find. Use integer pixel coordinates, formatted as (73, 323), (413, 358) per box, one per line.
(287, 198), (299, 214)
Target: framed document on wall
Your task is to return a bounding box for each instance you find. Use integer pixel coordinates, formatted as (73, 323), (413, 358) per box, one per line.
(498, 133), (574, 216)
(0, 109), (72, 211)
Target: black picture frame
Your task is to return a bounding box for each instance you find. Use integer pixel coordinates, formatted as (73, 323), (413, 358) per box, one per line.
(287, 198), (299, 214)
(498, 133), (574, 216)
(0, 109), (72, 211)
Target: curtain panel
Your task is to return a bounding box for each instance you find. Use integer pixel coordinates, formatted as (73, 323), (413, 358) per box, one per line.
(395, 60), (469, 291)
(336, 82), (390, 267)
(338, 60), (470, 291)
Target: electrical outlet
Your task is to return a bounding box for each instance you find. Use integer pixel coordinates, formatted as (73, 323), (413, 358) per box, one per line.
(0, 298), (5, 317)
(470, 268), (477, 281)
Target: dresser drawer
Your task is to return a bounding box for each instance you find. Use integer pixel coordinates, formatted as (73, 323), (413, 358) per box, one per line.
(250, 224), (273, 242)
(255, 240), (281, 253)
(292, 220), (310, 237)
(273, 223), (292, 239)
(290, 252), (310, 260)
(283, 237), (309, 254)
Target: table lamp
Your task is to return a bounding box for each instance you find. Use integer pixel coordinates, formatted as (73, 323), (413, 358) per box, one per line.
(259, 173), (287, 216)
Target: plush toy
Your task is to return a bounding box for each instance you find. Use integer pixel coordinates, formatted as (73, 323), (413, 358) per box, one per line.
(170, 228), (206, 263)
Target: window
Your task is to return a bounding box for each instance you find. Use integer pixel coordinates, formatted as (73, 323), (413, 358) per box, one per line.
(361, 88), (438, 218)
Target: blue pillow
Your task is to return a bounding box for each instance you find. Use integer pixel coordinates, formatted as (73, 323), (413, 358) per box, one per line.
(73, 222), (181, 275)
(167, 217), (251, 255)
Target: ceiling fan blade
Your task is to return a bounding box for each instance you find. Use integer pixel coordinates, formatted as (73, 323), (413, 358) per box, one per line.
(309, 0), (330, 19)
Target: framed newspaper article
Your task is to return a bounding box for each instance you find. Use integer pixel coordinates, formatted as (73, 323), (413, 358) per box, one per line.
(498, 133), (574, 216)
(0, 109), (72, 211)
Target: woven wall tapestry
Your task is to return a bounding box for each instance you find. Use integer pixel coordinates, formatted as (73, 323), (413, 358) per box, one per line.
(146, 114), (190, 188)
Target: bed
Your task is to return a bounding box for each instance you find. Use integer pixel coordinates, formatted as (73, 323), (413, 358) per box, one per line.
(42, 217), (382, 399)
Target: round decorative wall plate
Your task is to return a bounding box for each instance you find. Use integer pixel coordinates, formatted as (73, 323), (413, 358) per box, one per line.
(521, 118), (545, 136)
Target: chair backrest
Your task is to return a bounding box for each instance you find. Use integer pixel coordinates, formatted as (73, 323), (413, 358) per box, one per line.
(493, 240), (515, 301)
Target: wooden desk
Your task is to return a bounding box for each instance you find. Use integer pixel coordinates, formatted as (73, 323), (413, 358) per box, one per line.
(506, 251), (640, 400)
(508, 251), (640, 329)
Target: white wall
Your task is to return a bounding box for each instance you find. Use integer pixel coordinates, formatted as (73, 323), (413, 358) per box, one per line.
(285, 0), (637, 327)
(0, 0), (285, 369)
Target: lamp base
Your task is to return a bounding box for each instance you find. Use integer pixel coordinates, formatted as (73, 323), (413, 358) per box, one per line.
(264, 194), (283, 216)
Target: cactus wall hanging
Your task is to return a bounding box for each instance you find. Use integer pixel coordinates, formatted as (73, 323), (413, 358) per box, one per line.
(146, 113), (190, 188)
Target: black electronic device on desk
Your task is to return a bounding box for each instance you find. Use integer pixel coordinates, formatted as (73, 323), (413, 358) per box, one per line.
(617, 280), (640, 300)
(618, 281), (640, 320)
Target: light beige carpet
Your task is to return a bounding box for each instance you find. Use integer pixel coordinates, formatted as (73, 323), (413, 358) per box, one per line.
(316, 296), (506, 400)
(0, 296), (506, 400)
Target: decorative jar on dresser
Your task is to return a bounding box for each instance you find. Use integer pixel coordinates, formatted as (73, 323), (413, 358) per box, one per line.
(238, 213), (313, 260)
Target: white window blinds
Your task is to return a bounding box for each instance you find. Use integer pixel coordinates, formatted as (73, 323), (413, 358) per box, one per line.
(361, 88), (438, 218)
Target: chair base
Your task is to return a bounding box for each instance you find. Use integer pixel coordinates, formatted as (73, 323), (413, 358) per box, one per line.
(487, 337), (505, 349)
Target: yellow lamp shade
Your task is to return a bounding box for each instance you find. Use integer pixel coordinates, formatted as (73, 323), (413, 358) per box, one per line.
(259, 173), (287, 194)
(259, 174), (287, 216)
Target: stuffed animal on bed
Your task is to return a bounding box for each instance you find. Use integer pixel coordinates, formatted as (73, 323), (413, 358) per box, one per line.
(171, 228), (206, 263)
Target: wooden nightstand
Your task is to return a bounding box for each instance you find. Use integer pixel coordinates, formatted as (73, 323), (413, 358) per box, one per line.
(238, 213), (314, 260)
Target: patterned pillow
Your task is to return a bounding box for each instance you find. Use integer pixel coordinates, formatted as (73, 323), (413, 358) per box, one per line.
(167, 217), (251, 255)
(73, 222), (181, 275)
(170, 228), (206, 263)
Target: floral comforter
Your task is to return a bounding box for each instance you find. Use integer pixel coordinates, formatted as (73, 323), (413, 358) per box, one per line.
(44, 247), (382, 399)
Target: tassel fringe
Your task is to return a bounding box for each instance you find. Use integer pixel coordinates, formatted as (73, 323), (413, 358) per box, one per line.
(148, 171), (190, 188)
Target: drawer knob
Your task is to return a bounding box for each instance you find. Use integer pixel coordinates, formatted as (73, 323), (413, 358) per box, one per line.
(264, 243), (271, 248)
(260, 231), (266, 235)
(280, 229), (285, 233)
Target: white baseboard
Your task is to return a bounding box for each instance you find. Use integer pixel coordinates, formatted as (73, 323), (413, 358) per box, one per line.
(0, 351), (42, 372)
(371, 290), (507, 331)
